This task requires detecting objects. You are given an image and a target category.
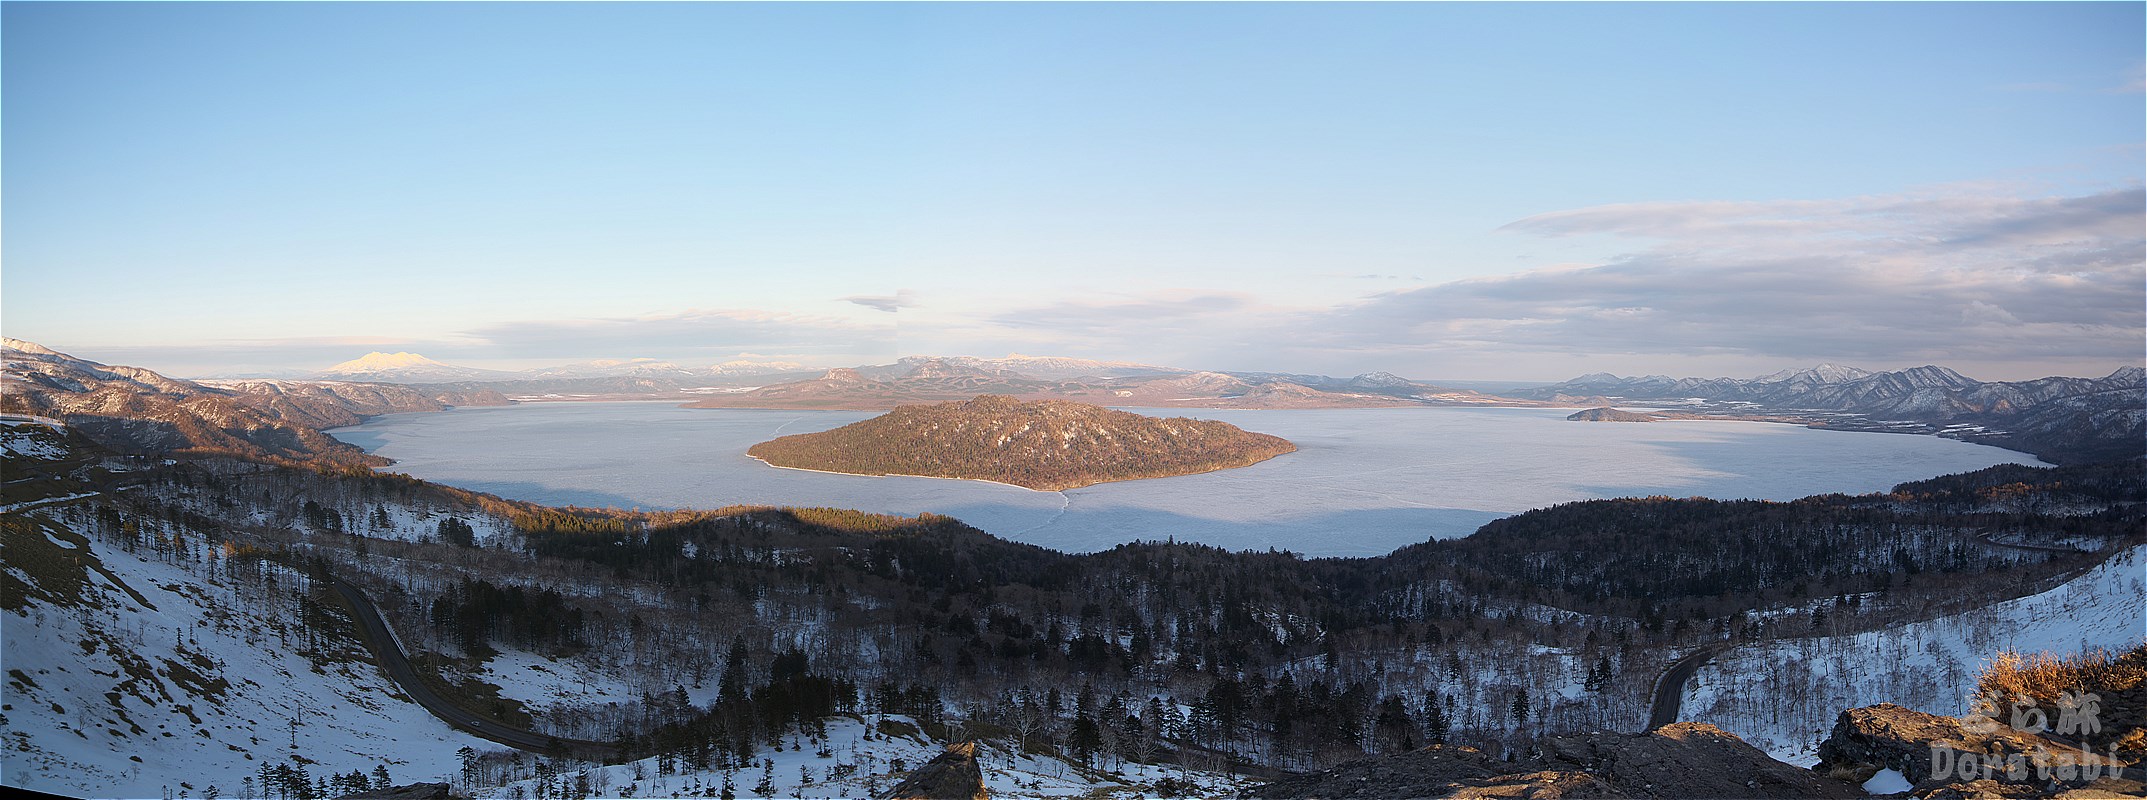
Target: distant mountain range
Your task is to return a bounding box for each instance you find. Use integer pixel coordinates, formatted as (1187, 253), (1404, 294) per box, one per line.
(1517, 363), (2145, 464)
(0, 339), (507, 467)
(311, 350), (819, 385)
(682, 356), (1529, 411)
(6, 338), (2139, 466)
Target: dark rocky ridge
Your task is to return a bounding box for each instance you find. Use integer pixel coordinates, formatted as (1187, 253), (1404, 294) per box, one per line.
(1814, 703), (2143, 797)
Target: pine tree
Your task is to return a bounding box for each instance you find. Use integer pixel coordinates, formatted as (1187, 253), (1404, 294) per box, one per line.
(719, 636), (750, 705)
(1070, 711), (1103, 766)
(1424, 700), (1450, 745)
(1584, 655), (1613, 693)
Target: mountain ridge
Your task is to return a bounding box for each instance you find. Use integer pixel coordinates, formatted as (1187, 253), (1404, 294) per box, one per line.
(1521, 363), (2144, 464)
(1, 340), (506, 467)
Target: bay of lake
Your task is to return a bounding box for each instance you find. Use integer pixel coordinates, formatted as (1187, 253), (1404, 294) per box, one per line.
(329, 402), (2041, 557)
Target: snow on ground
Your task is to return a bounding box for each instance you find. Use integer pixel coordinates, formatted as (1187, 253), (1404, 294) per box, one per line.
(473, 714), (1245, 800)
(1, 425), (68, 459)
(1683, 543), (2147, 765)
(0, 508), (492, 798)
(0, 492), (101, 514)
(0, 414), (67, 432)
(359, 500), (517, 548)
(1862, 768), (1913, 794)
(476, 646), (651, 716)
(1, 498), (1240, 799)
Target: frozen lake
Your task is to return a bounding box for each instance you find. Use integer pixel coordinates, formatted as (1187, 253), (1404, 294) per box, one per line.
(330, 402), (2041, 557)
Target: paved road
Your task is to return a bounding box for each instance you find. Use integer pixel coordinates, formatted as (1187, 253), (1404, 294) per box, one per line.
(1646, 643), (1729, 730)
(328, 577), (623, 761)
(1974, 531), (2093, 556)
(1640, 536), (2096, 732)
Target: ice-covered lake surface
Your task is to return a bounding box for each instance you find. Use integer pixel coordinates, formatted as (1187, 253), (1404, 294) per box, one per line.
(330, 402), (2042, 557)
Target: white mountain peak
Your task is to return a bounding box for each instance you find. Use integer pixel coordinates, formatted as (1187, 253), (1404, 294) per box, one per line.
(324, 352), (449, 373)
(1, 337), (65, 356)
(1754, 363), (1873, 384)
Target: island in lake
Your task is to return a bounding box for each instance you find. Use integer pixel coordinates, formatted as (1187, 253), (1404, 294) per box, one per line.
(745, 395), (1297, 490)
(1568, 406), (1658, 422)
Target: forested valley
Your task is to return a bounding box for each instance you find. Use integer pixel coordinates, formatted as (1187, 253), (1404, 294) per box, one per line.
(55, 451), (2139, 786)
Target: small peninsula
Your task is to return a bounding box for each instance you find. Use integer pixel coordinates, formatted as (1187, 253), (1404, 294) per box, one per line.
(745, 395), (1297, 491)
(1568, 407), (1658, 422)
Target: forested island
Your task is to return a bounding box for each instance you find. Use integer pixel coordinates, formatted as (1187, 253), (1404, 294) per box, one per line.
(1567, 406), (1656, 422)
(745, 395), (1297, 490)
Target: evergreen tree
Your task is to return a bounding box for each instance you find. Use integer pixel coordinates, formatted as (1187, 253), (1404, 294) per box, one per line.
(1585, 655), (1614, 693)
(1070, 711), (1103, 766)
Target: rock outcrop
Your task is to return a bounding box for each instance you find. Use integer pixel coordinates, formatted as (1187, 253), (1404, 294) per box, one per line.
(882, 741), (987, 800)
(1814, 703), (2142, 797)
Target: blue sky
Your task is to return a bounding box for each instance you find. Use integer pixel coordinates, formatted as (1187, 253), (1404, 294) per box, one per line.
(4, 2), (2141, 380)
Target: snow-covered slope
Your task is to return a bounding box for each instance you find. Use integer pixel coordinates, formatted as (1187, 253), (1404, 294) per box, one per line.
(1, 506), (491, 798)
(463, 712), (1243, 800)
(1681, 543), (2147, 765)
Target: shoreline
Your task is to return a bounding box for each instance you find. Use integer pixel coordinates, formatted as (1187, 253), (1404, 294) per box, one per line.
(744, 454), (1061, 493)
(744, 448), (1299, 493)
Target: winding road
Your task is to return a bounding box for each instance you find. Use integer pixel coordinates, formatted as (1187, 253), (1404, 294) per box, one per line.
(327, 577), (623, 762)
(1644, 535), (2102, 732)
(1646, 643), (1729, 730)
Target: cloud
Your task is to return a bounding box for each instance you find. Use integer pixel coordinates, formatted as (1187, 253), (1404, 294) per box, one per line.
(989, 294), (1251, 332)
(1318, 273), (1423, 281)
(460, 308), (889, 359)
(961, 185), (2143, 379)
(1312, 185), (2145, 366)
(841, 290), (916, 313)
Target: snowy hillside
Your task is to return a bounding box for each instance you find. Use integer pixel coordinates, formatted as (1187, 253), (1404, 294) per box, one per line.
(1, 506), (490, 798)
(464, 713), (1244, 800)
(1, 467), (1240, 798)
(1681, 543), (2147, 764)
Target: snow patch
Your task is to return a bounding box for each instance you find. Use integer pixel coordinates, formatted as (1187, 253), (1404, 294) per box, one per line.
(1685, 543), (2147, 764)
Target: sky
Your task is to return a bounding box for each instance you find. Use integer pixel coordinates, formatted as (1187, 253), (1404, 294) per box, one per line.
(3, 1), (2142, 381)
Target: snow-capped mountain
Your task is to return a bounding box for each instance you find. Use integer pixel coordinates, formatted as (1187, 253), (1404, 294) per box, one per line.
(1522, 363), (2145, 464)
(1527, 363), (2132, 417)
(524, 358), (702, 379)
(708, 358), (809, 377)
(2, 340), (503, 466)
(307, 353), (821, 387)
(969, 353), (1187, 381)
(316, 352), (515, 382)
(1751, 363), (1875, 385)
